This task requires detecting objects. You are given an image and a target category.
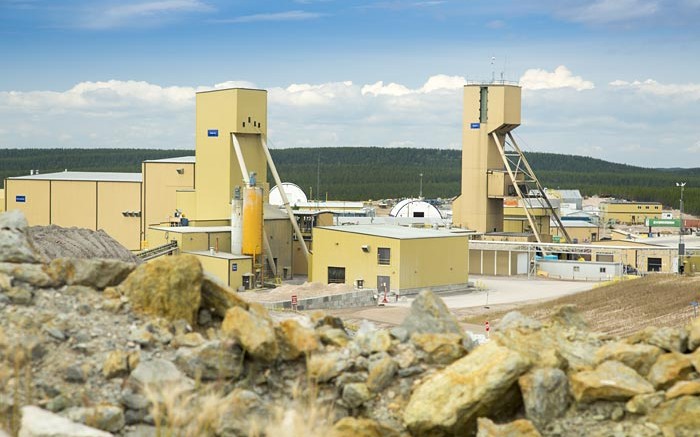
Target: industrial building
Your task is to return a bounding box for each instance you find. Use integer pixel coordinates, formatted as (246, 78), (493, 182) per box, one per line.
(310, 225), (469, 293)
(600, 200), (662, 225)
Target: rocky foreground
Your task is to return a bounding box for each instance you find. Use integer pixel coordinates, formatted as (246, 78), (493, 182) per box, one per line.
(1, 209), (700, 437)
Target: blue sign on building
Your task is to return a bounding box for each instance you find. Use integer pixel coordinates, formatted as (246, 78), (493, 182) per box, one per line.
(15, 195), (26, 203)
(207, 129), (219, 137)
(232, 263), (237, 272)
(470, 123), (481, 129)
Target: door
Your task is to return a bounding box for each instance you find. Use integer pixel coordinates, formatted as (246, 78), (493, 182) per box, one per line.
(377, 275), (390, 295)
(517, 253), (529, 274)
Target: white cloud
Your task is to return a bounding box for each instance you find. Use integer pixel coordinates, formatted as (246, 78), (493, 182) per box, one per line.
(362, 74), (466, 96)
(609, 79), (700, 100)
(219, 10), (325, 23)
(687, 140), (700, 153)
(519, 66), (594, 91)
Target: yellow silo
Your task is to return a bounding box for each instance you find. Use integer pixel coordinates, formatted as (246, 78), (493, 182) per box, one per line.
(242, 184), (263, 256)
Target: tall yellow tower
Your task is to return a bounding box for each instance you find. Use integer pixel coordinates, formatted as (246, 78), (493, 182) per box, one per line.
(452, 84), (521, 232)
(193, 88), (268, 221)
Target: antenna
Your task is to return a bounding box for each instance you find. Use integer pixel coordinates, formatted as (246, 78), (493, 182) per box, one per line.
(491, 56), (496, 83)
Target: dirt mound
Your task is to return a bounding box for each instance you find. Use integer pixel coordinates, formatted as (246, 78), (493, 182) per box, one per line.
(28, 225), (141, 263)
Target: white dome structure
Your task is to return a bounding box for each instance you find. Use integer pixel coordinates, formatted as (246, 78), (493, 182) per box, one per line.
(389, 199), (443, 219)
(269, 182), (308, 207)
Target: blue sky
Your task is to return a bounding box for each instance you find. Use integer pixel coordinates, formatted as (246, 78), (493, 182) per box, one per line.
(1, 0), (700, 167)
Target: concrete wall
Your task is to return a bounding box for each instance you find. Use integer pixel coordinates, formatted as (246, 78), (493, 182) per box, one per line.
(260, 289), (376, 311)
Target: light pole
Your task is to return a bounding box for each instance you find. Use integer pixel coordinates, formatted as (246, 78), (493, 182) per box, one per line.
(677, 182), (686, 272)
(419, 173), (424, 199)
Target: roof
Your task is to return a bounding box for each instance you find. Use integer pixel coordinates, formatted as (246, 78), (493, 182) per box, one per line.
(150, 225), (232, 233)
(317, 225), (466, 240)
(555, 189), (582, 199)
(553, 219), (598, 228)
(143, 156), (196, 164)
(264, 204), (291, 220)
(295, 201), (365, 209)
(9, 171), (142, 183)
(601, 200), (661, 205)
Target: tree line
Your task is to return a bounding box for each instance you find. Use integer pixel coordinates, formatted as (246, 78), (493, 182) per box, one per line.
(1, 147), (698, 216)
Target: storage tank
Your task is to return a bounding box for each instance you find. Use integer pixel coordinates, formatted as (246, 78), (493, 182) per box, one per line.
(231, 186), (243, 255)
(242, 184), (263, 256)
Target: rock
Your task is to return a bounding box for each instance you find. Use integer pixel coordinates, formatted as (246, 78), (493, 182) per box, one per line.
(64, 405), (125, 433)
(118, 254), (202, 325)
(476, 417), (542, 437)
(47, 258), (135, 289)
(496, 311), (542, 332)
(687, 317), (700, 351)
(331, 417), (396, 437)
(46, 395), (76, 413)
(123, 425), (157, 437)
(549, 304), (588, 331)
(647, 352), (694, 389)
(120, 392), (150, 411)
(0, 263), (56, 288)
(45, 327), (66, 341)
(215, 389), (267, 437)
(367, 356), (397, 392)
(389, 326), (409, 343)
(690, 348), (700, 372)
(307, 351), (352, 383)
(0, 210), (42, 264)
(174, 340), (243, 380)
(18, 405), (112, 437)
(518, 367), (570, 427)
(221, 304), (278, 361)
(197, 309), (212, 326)
(648, 395), (700, 436)
(665, 380), (700, 399)
(628, 326), (687, 353)
(200, 272), (248, 317)
(403, 342), (530, 436)
(342, 383), (371, 408)
(320, 328), (350, 347)
(394, 343), (417, 369)
(594, 342), (663, 376)
(410, 332), (466, 365)
(7, 287), (32, 305)
(65, 363), (90, 383)
(103, 350), (139, 379)
(400, 290), (464, 336)
(356, 328), (392, 355)
(276, 319), (320, 360)
(128, 358), (193, 392)
(0, 272), (11, 291)
(171, 332), (205, 348)
(570, 360), (654, 403)
(625, 392), (665, 415)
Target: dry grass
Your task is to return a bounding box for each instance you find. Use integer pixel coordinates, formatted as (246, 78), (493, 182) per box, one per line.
(462, 275), (700, 337)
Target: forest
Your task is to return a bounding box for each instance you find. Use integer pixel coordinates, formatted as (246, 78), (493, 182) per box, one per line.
(1, 147), (698, 216)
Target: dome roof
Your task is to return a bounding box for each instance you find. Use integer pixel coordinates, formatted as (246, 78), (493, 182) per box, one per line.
(269, 182), (308, 206)
(389, 199), (443, 219)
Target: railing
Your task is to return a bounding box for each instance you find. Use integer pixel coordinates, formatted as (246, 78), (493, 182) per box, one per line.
(136, 241), (178, 261)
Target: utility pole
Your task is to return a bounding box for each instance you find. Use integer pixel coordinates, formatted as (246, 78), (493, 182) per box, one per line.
(677, 182), (686, 272)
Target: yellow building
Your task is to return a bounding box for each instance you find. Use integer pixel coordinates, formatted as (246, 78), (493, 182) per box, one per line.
(310, 225), (469, 293)
(4, 172), (143, 250)
(551, 220), (601, 244)
(503, 201), (552, 242)
(0, 188), (4, 213)
(142, 156), (196, 232)
(452, 84), (521, 232)
(600, 201), (662, 225)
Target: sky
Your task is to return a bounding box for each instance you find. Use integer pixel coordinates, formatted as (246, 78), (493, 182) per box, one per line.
(1, 0), (700, 168)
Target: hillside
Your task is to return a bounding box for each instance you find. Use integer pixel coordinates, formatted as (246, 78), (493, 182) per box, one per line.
(1, 147), (698, 215)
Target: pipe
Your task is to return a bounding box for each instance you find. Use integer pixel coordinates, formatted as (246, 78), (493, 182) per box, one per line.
(261, 136), (311, 260)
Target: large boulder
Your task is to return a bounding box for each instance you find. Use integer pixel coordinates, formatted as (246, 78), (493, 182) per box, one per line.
(648, 395), (700, 437)
(221, 304), (278, 361)
(200, 272), (248, 317)
(400, 290), (464, 336)
(118, 255), (202, 325)
(570, 360), (654, 403)
(687, 317), (700, 352)
(0, 263), (56, 288)
(647, 352), (694, 389)
(411, 332), (466, 365)
(594, 341), (663, 376)
(331, 417), (397, 437)
(18, 405), (112, 437)
(403, 342), (530, 436)
(518, 367), (570, 427)
(627, 326), (687, 353)
(128, 358), (194, 393)
(665, 380), (700, 399)
(174, 340), (243, 380)
(47, 258), (135, 289)
(0, 210), (43, 264)
(275, 319), (320, 360)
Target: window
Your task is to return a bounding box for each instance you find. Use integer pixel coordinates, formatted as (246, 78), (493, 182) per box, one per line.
(378, 247), (391, 265)
(647, 258), (662, 272)
(479, 87), (488, 123)
(646, 206), (650, 209)
(600, 267), (607, 273)
(328, 267), (346, 284)
(573, 266), (580, 272)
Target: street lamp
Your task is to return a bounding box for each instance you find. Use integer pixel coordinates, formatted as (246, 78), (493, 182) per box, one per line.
(676, 182), (686, 272)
